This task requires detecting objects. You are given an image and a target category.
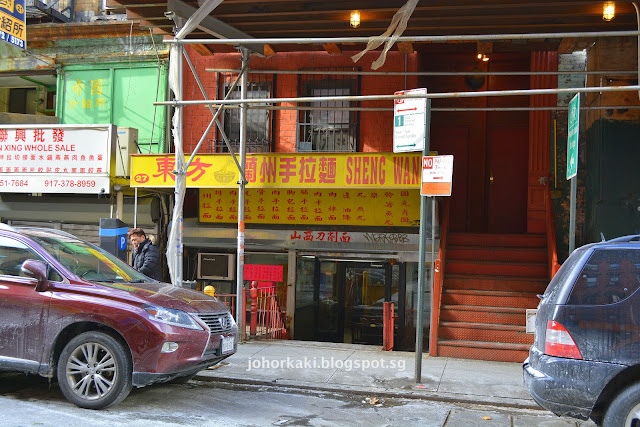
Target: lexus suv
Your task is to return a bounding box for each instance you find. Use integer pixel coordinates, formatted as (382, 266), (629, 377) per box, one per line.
(0, 225), (237, 409)
(523, 235), (640, 426)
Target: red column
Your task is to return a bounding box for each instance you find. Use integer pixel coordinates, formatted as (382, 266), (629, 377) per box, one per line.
(383, 301), (394, 351)
(250, 281), (258, 337)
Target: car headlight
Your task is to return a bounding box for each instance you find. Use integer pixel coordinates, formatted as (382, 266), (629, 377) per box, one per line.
(143, 304), (203, 330)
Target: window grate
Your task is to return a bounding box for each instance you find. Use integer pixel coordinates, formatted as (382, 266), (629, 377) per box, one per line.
(297, 67), (360, 152)
(211, 71), (275, 153)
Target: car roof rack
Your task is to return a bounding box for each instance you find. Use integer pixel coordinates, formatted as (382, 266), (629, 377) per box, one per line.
(606, 235), (640, 243)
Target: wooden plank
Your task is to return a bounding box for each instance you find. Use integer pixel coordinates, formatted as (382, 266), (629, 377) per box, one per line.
(322, 42), (341, 55)
(397, 41), (413, 54)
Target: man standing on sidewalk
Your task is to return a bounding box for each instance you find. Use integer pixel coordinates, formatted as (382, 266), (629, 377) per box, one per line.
(129, 228), (162, 281)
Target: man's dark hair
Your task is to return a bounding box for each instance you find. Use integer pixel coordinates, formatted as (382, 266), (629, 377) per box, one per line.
(129, 228), (146, 238)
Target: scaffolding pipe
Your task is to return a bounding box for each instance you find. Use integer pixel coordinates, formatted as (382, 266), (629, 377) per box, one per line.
(235, 48), (249, 335)
(205, 68), (639, 77)
(234, 105), (640, 112)
(173, 40), (185, 287)
(164, 30), (640, 45)
(154, 84), (640, 107)
(183, 49), (250, 181)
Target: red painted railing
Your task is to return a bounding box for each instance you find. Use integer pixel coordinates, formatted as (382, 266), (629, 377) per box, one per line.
(216, 283), (287, 340)
(430, 197), (450, 356)
(544, 182), (561, 280)
(249, 281), (288, 339)
(216, 293), (237, 318)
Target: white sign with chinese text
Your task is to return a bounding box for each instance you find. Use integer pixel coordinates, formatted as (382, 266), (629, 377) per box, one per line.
(393, 88), (427, 153)
(0, 124), (115, 194)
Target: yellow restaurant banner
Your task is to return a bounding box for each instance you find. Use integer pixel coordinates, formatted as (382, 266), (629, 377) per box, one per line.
(131, 153), (422, 189)
(199, 188), (421, 227)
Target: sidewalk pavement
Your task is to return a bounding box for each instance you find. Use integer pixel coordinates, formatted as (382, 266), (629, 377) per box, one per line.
(195, 339), (538, 410)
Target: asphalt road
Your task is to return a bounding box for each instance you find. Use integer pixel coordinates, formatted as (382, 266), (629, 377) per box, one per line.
(0, 372), (596, 427)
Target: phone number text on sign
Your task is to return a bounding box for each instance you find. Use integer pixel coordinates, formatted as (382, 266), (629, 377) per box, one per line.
(0, 174), (110, 194)
(0, 179), (28, 187)
(45, 179), (97, 188)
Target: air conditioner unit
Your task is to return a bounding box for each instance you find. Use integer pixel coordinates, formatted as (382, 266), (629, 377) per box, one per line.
(115, 127), (139, 177)
(197, 253), (235, 281)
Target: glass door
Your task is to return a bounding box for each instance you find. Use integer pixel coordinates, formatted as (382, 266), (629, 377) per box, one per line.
(341, 262), (390, 345)
(316, 261), (340, 342)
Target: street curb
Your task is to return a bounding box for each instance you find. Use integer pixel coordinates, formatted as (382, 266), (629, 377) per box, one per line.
(193, 373), (542, 411)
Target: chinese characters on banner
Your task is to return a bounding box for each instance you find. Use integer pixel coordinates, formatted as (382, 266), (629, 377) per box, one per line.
(199, 188), (420, 227)
(0, 0), (25, 49)
(243, 264), (284, 282)
(0, 125), (113, 194)
(131, 153), (423, 189)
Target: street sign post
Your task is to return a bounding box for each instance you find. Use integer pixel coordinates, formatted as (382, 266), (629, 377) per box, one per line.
(567, 93), (580, 254)
(394, 88), (427, 153)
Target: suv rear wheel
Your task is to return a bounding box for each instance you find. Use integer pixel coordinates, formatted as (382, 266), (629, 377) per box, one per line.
(57, 331), (132, 409)
(603, 382), (640, 427)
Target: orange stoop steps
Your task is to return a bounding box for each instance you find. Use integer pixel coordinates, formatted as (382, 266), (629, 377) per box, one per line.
(436, 232), (548, 363)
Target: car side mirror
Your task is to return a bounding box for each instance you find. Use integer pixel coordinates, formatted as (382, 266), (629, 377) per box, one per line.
(21, 259), (49, 292)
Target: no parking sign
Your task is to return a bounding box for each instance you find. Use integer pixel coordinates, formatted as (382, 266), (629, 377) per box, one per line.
(421, 155), (454, 196)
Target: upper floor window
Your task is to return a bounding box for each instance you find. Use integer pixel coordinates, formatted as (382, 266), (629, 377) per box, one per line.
(297, 68), (360, 152)
(213, 71), (275, 153)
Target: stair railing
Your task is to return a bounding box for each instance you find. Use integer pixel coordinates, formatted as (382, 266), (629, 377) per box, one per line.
(545, 182), (561, 280)
(430, 197), (450, 356)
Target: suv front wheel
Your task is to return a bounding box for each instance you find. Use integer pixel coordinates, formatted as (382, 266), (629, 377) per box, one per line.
(603, 382), (640, 427)
(57, 331), (133, 409)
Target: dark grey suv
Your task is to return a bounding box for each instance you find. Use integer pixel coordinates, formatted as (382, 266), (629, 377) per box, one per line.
(523, 235), (640, 426)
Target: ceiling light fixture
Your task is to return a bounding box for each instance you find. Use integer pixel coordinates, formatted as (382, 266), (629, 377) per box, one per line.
(477, 53), (489, 62)
(350, 10), (361, 28)
(603, 2), (615, 21)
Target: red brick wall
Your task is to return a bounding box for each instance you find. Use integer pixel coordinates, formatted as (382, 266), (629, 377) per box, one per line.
(182, 47), (418, 153)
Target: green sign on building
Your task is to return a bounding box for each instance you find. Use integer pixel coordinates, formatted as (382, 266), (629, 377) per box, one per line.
(58, 63), (168, 154)
(567, 93), (580, 180)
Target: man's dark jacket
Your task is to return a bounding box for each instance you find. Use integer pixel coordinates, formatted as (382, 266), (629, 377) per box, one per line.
(132, 238), (162, 281)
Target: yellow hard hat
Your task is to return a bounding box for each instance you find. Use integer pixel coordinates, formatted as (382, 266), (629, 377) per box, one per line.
(203, 285), (215, 297)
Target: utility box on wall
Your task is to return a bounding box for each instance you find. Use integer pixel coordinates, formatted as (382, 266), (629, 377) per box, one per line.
(116, 127), (139, 177)
(99, 218), (128, 262)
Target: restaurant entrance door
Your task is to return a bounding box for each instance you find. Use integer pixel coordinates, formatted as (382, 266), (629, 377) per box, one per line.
(300, 258), (400, 346)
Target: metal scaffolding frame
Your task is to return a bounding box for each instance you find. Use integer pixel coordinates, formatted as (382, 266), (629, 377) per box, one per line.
(161, 0), (640, 352)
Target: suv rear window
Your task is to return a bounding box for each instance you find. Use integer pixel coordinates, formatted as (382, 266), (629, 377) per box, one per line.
(567, 248), (640, 305)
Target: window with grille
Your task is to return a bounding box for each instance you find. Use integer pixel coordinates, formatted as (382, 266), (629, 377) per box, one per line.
(297, 68), (360, 152)
(213, 72), (275, 153)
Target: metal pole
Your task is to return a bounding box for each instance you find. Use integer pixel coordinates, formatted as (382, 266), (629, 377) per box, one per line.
(415, 193), (427, 383)
(569, 177), (577, 254)
(238, 105), (640, 112)
(429, 196), (435, 353)
(153, 84), (640, 107)
(134, 187), (138, 228)
(415, 99), (432, 383)
(175, 41), (184, 287)
(164, 30), (640, 45)
(183, 49), (250, 180)
(205, 68), (638, 77)
(235, 48), (249, 334)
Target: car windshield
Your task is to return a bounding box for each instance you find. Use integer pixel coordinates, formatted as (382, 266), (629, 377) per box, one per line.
(21, 229), (153, 283)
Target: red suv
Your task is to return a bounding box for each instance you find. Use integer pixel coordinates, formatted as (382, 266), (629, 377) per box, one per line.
(0, 225), (237, 409)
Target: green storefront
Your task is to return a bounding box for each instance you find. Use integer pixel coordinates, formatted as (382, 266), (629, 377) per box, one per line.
(57, 62), (168, 154)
